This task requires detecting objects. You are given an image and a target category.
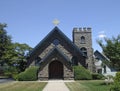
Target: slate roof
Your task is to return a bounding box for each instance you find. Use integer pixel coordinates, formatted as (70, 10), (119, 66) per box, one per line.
(94, 50), (110, 61)
(30, 27), (84, 56)
(27, 27), (86, 66)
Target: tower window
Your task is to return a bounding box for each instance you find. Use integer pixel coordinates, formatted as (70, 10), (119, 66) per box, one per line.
(81, 47), (87, 56)
(80, 36), (85, 44)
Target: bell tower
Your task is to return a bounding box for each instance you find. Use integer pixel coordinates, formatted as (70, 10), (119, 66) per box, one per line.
(73, 27), (94, 72)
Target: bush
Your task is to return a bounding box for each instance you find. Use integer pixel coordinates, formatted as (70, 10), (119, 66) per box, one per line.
(110, 72), (120, 91)
(114, 72), (120, 82)
(110, 82), (120, 91)
(17, 66), (38, 81)
(92, 73), (105, 80)
(73, 66), (92, 80)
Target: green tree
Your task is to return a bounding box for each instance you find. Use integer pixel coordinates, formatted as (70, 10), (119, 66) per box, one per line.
(0, 23), (12, 66)
(0, 23), (32, 74)
(12, 43), (32, 72)
(97, 35), (120, 70)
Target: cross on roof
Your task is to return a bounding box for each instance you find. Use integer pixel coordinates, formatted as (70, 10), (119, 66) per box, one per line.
(53, 19), (60, 26)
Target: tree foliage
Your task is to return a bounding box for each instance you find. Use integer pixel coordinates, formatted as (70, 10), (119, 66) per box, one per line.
(110, 72), (120, 91)
(97, 35), (120, 70)
(0, 23), (32, 74)
(12, 43), (32, 72)
(0, 23), (12, 65)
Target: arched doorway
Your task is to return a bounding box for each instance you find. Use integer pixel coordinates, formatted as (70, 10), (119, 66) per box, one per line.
(49, 60), (63, 79)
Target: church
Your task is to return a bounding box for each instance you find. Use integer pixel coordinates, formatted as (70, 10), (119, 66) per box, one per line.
(27, 26), (95, 80)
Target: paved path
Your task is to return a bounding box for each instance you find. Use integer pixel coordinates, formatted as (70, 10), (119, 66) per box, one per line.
(0, 78), (14, 84)
(42, 80), (73, 91)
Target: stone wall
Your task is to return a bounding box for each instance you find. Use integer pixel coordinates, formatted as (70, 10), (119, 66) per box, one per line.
(39, 42), (73, 62)
(39, 43), (54, 58)
(38, 64), (49, 80)
(64, 65), (74, 80)
(57, 44), (72, 60)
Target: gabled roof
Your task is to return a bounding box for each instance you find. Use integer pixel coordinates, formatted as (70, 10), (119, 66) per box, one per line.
(41, 47), (71, 63)
(94, 50), (112, 69)
(30, 27), (84, 56)
(27, 27), (85, 66)
(39, 47), (72, 70)
(94, 50), (110, 61)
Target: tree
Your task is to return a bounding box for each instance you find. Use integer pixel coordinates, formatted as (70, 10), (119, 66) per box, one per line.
(97, 35), (120, 70)
(0, 23), (12, 66)
(12, 43), (32, 72)
(0, 23), (32, 74)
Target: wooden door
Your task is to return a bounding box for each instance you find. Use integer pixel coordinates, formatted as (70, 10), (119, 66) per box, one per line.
(49, 61), (63, 79)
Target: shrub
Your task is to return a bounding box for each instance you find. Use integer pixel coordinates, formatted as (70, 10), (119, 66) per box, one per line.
(110, 72), (120, 91)
(114, 72), (120, 82)
(110, 82), (120, 91)
(17, 66), (38, 81)
(92, 73), (105, 80)
(73, 66), (92, 80)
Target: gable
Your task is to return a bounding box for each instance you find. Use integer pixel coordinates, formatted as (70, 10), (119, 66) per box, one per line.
(27, 27), (86, 66)
(94, 50), (110, 61)
(39, 47), (72, 70)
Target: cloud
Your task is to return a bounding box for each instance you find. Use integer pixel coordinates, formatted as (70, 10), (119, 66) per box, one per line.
(98, 31), (106, 38)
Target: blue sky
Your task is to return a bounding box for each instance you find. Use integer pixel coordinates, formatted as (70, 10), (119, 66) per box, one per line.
(1, 0), (120, 52)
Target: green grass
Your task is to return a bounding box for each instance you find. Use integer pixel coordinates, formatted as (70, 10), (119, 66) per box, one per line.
(66, 80), (112, 91)
(0, 81), (47, 91)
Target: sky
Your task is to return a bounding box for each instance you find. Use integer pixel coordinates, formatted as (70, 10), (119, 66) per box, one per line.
(0, 0), (120, 52)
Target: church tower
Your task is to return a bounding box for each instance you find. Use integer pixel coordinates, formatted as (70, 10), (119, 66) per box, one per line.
(73, 27), (94, 72)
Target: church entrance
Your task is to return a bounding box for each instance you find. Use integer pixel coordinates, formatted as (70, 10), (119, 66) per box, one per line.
(49, 60), (63, 79)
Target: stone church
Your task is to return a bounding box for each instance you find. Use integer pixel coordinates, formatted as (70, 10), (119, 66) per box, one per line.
(27, 26), (94, 80)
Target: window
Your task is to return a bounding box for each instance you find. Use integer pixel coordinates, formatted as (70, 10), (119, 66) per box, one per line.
(80, 36), (85, 44)
(81, 47), (87, 56)
(53, 39), (59, 46)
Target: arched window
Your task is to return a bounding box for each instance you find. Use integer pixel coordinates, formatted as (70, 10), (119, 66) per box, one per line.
(81, 47), (87, 56)
(80, 36), (85, 44)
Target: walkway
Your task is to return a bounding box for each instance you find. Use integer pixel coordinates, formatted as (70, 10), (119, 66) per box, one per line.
(0, 78), (14, 84)
(42, 80), (74, 91)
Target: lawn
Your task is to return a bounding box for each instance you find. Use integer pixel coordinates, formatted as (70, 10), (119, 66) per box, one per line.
(66, 80), (112, 91)
(0, 81), (47, 91)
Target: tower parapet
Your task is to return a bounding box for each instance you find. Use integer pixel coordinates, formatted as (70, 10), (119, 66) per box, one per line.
(73, 27), (91, 32)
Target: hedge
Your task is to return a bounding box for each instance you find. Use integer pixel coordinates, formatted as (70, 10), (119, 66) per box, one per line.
(17, 66), (38, 81)
(92, 73), (105, 80)
(73, 66), (92, 80)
